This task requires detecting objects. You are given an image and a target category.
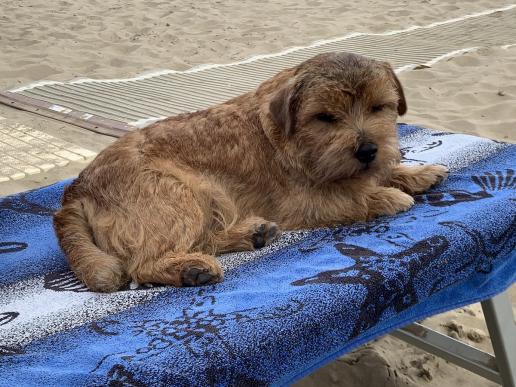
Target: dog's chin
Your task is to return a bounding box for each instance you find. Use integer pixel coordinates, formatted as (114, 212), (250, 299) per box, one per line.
(359, 160), (374, 172)
(311, 161), (364, 184)
(355, 159), (392, 182)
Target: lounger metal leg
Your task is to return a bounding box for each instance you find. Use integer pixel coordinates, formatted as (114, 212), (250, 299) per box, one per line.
(392, 323), (501, 384)
(481, 292), (516, 387)
(392, 290), (516, 386)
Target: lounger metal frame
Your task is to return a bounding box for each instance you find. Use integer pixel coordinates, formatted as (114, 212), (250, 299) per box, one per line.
(392, 291), (516, 387)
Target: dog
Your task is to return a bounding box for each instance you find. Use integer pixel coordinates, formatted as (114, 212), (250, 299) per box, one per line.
(54, 52), (448, 292)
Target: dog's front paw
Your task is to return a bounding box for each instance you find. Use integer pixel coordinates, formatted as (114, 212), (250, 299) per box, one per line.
(367, 187), (415, 218)
(424, 164), (449, 188)
(252, 221), (280, 249)
(180, 257), (223, 287)
(391, 164), (449, 194)
(394, 190), (416, 212)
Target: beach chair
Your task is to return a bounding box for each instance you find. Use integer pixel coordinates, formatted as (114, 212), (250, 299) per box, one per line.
(0, 124), (514, 386)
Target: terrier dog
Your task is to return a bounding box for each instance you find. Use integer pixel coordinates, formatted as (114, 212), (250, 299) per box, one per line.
(54, 52), (448, 292)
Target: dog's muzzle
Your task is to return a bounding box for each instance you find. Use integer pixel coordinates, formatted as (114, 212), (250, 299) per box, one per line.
(355, 142), (378, 164)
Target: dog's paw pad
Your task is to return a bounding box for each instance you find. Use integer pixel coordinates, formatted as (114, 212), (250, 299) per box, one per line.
(181, 266), (221, 287)
(252, 222), (280, 249)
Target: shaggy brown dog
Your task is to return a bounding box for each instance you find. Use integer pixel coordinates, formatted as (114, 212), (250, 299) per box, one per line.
(54, 52), (448, 292)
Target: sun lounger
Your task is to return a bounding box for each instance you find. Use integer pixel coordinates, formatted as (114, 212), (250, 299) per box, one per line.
(1, 124), (514, 386)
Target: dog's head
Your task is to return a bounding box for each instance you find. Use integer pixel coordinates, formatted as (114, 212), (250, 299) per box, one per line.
(263, 52), (405, 184)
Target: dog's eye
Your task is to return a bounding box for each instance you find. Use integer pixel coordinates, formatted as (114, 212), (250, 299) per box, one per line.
(315, 113), (338, 123)
(371, 104), (386, 113)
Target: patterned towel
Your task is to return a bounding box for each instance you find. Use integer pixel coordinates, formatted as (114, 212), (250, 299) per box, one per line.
(0, 124), (514, 386)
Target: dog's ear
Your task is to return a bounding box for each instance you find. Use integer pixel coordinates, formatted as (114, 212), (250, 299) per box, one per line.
(269, 79), (304, 136)
(383, 63), (407, 116)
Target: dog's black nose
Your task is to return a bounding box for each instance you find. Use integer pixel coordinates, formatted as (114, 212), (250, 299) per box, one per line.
(355, 143), (378, 163)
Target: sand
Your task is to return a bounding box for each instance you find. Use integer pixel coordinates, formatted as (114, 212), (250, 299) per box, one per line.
(0, 0), (513, 91)
(400, 46), (516, 142)
(0, 0), (514, 385)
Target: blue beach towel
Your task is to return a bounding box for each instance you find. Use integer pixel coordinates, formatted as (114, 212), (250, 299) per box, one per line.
(0, 124), (515, 386)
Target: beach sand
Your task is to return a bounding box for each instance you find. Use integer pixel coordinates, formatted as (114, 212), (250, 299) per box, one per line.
(0, 0), (513, 91)
(0, 0), (514, 385)
(400, 45), (516, 142)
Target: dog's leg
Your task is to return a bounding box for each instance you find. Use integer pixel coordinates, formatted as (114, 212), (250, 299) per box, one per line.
(389, 164), (448, 194)
(214, 216), (280, 253)
(130, 252), (223, 287)
(365, 186), (415, 218)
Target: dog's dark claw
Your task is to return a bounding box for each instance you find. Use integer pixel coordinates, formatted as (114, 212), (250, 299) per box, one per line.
(252, 222), (279, 249)
(182, 267), (218, 287)
(253, 237), (266, 249)
(197, 272), (214, 285)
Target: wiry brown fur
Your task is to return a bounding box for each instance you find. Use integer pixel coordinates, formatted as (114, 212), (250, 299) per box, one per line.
(54, 52), (448, 292)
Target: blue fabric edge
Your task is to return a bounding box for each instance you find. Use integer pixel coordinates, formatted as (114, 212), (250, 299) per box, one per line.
(278, 251), (516, 386)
